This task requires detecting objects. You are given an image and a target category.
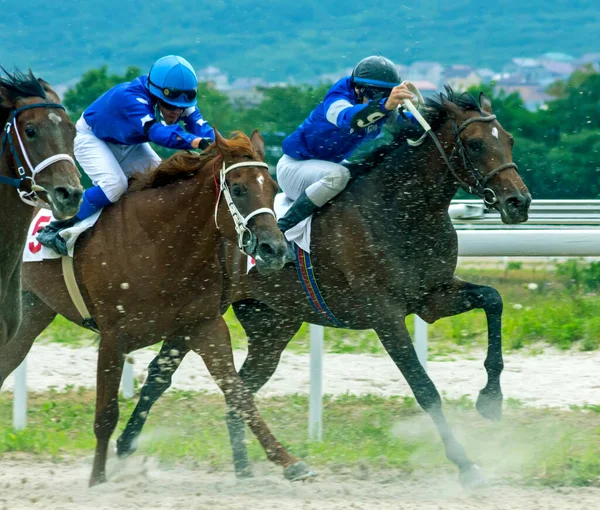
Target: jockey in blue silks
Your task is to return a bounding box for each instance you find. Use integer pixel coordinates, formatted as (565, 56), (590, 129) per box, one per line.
(38, 55), (215, 255)
(276, 55), (416, 232)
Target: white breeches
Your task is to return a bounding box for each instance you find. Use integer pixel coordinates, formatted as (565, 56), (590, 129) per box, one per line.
(74, 117), (161, 203)
(276, 154), (351, 207)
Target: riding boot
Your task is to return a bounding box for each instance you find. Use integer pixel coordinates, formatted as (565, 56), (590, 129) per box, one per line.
(37, 185), (111, 255)
(277, 191), (320, 233)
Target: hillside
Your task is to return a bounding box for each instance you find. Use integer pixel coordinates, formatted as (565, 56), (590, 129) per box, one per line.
(1, 0), (599, 84)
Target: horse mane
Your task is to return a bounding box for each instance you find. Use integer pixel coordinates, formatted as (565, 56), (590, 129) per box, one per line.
(0, 68), (47, 105)
(128, 131), (260, 192)
(347, 85), (482, 173)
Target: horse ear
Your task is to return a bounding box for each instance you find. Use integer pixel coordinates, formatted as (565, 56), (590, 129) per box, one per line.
(213, 128), (228, 154)
(250, 130), (265, 160)
(479, 92), (493, 114)
(38, 78), (61, 102)
(441, 94), (461, 120)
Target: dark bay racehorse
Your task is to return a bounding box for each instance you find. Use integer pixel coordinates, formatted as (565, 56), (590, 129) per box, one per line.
(0, 131), (316, 485)
(0, 69), (82, 350)
(114, 88), (532, 487)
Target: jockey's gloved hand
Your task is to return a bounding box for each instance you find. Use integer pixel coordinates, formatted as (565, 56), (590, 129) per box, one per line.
(384, 84), (415, 111)
(191, 137), (211, 151)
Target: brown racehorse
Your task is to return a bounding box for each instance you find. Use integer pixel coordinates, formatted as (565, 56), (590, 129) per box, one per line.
(0, 70), (83, 350)
(0, 131), (316, 486)
(113, 88), (532, 487)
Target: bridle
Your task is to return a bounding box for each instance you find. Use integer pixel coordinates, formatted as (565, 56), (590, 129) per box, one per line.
(402, 90), (518, 207)
(214, 160), (276, 257)
(0, 102), (77, 207)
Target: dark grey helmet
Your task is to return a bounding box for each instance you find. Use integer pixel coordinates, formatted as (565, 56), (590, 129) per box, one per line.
(351, 55), (401, 91)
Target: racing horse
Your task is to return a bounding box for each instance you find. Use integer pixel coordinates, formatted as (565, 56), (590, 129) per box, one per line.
(0, 131), (315, 485)
(0, 69), (82, 353)
(117, 87), (532, 487)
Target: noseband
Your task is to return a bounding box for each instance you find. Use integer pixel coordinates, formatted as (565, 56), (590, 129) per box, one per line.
(0, 102), (78, 207)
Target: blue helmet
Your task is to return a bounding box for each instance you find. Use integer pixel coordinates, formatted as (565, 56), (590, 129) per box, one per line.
(147, 55), (198, 108)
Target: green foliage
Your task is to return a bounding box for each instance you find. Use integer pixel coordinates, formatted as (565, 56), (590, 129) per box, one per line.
(468, 69), (600, 199)
(556, 259), (600, 292)
(63, 65), (141, 120)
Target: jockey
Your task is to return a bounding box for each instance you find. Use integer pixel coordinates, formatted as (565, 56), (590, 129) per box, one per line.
(276, 55), (415, 232)
(37, 55), (215, 255)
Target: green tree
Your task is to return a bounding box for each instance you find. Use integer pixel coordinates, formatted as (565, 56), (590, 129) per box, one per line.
(63, 65), (141, 120)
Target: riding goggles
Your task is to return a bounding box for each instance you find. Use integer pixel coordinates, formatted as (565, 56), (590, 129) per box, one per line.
(148, 77), (197, 103)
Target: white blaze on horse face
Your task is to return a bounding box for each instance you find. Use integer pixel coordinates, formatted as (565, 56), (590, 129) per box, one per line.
(492, 127), (499, 139)
(257, 174), (265, 190)
(48, 112), (62, 125)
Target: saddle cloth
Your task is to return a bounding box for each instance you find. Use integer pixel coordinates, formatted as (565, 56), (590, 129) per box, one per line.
(246, 192), (314, 273)
(23, 208), (102, 262)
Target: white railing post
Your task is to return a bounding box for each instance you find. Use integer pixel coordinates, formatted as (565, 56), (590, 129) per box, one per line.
(308, 324), (324, 441)
(13, 358), (27, 430)
(121, 357), (135, 399)
(414, 315), (428, 372)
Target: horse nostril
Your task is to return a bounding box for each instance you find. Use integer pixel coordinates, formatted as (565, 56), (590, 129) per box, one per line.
(258, 241), (276, 258)
(507, 196), (526, 210)
(56, 186), (83, 206)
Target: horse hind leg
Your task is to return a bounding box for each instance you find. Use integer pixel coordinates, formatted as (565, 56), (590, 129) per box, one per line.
(0, 291), (57, 389)
(189, 316), (313, 481)
(418, 278), (504, 421)
(226, 299), (302, 478)
(116, 337), (190, 457)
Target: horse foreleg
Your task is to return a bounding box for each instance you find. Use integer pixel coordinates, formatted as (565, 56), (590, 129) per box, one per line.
(116, 337), (190, 458)
(90, 334), (124, 486)
(0, 291), (56, 389)
(419, 277), (504, 421)
(189, 316), (313, 481)
(376, 318), (485, 488)
(227, 299), (301, 477)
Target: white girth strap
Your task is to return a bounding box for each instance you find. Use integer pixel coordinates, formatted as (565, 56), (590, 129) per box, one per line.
(61, 256), (95, 328)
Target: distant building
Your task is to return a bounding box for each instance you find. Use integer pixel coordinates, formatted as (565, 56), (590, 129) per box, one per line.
(494, 76), (551, 110)
(578, 53), (600, 71)
(406, 80), (438, 99)
(196, 66), (229, 90)
(503, 58), (555, 85)
(405, 61), (444, 88)
(443, 65), (481, 91)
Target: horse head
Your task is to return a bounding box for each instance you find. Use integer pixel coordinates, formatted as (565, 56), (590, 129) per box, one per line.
(436, 87), (532, 224)
(213, 129), (288, 272)
(0, 69), (83, 219)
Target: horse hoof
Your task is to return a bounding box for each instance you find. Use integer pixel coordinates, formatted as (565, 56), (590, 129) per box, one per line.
(459, 464), (487, 490)
(284, 461), (318, 482)
(235, 467), (254, 479)
(116, 436), (138, 458)
(476, 390), (503, 422)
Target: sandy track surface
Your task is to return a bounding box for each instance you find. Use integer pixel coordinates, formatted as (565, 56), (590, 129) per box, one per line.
(1, 455), (599, 510)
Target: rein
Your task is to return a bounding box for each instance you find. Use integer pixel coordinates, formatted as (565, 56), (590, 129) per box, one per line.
(0, 102), (77, 208)
(402, 98), (518, 207)
(214, 160), (276, 257)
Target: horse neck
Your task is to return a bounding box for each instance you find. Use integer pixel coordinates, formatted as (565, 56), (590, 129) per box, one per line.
(0, 153), (32, 297)
(354, 123), (460, 224)
(132, 169), (220, 255)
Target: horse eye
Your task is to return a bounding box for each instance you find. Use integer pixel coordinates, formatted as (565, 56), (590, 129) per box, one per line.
(232, 184), (242, 197)
(468, 139), (484, 152)
(25, 127), (36, 138)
